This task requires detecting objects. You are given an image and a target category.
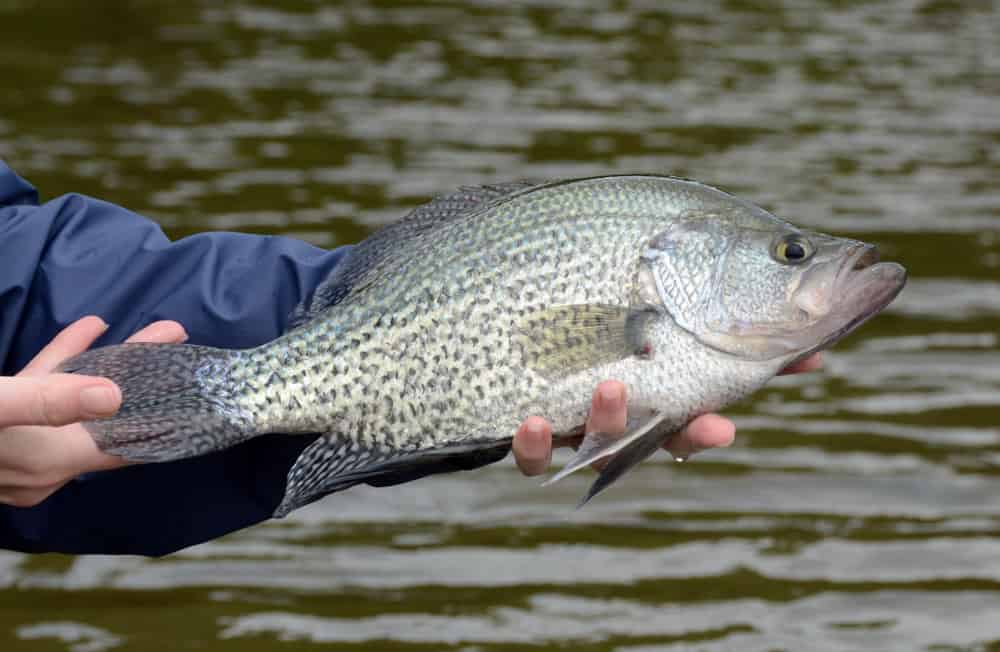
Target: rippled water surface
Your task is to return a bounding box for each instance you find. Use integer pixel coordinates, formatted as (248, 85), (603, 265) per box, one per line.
(2, 1), (999, 650)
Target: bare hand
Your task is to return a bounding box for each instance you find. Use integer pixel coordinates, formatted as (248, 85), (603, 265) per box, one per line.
(512, 353), (823, 476)
(0, 316), (187, 507)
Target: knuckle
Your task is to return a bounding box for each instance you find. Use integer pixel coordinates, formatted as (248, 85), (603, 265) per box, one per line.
(11, 458), (64, 488)
(37, 383), (76, 427)
(24, 382), (51, 426)
(31, 471), (63, 489)
(23, 456), (45, 475)
(5, 490), (48, 508)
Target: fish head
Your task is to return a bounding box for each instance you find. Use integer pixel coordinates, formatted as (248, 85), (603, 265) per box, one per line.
(638, 204), (906, 364)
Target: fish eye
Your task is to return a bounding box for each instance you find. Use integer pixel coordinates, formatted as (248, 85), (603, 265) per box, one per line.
(773, 234), (813, 265)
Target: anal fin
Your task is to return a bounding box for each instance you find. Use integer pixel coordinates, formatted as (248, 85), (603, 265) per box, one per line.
(275, 437), (512, 517)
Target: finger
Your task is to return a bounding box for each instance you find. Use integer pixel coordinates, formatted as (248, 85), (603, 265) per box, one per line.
(664, 413), (735, 461)
(585, 381), (627, 436)
(0, 423), (129, 487)
(125, 320), (188, 344)
(19, 316), (109, 377)
(582, 381), (628, 471)
(0, 375), (121, 428)
(513, 416), (552, 476)
(779, 352), (823, 375)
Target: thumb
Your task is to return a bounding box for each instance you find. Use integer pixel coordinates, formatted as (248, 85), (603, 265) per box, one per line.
(0, 375), (122, 428)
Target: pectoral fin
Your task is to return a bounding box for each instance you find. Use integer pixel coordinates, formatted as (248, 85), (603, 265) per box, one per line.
(542, 411), (667, 486)
(517, 304), (660, 378)
(578, 424), (675, 507)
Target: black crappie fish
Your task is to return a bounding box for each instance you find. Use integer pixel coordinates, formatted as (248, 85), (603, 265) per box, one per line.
(62, 175), (906, 516)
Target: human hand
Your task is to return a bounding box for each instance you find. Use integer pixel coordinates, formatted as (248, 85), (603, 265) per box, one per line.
(0, 316), (187, 507)
(512, 353), (823, 476)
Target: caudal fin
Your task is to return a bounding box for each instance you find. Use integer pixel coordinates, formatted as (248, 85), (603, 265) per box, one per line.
(59, 343), (252, 462)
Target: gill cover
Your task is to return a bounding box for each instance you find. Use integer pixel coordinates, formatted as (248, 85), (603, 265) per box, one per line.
(637, 215), (731, 339)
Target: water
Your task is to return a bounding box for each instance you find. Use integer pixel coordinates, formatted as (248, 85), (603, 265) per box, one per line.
(1, 1), (999, 650)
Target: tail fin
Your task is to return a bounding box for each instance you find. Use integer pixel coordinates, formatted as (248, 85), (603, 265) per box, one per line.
(58, 343), (252, 462)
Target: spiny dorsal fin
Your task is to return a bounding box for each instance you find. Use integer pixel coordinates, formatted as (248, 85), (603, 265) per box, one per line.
(420, 182), (540, 224)
(288, 181), (539, 328)
(516, 304), (661, 379)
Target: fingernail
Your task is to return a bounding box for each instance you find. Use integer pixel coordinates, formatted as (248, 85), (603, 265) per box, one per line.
(156, 324), (188, 343)
(598, 384), (621, 408)
(87, 315), (109, 331)
(80, 385), (120, 417)
(526, 419), (545, 438)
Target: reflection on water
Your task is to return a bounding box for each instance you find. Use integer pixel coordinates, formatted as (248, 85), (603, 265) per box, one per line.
(1, 0), (999, 650)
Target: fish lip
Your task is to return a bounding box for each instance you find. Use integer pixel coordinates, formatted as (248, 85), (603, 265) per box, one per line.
(835, 243), (880, 287)
(788, 248), (906, 365)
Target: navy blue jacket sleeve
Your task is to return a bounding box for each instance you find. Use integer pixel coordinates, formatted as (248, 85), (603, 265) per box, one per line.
(0, 159), (349, 555)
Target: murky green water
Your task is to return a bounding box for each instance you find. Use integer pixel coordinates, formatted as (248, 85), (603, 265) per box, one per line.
(2, 1), (999, 650)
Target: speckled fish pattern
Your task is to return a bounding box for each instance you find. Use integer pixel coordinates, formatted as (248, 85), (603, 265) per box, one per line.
(61, 175), (903, 516)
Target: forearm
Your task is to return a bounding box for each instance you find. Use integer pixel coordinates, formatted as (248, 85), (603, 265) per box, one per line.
(0, 160), (347, 554)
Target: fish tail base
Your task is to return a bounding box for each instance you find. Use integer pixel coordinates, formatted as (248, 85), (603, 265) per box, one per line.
(60, 343), (252, 462)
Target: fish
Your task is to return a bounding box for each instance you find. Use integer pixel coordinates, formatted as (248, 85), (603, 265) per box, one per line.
(60, 175), (907, 516)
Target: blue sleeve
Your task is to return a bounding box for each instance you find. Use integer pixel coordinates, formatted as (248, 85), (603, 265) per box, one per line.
(0, 160), (350, 555)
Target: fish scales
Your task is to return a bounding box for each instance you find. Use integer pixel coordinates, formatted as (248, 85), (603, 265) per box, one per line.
(60, 175), (906, 516)
(240, 182), (686, 441)
(243, 179), (774, 512)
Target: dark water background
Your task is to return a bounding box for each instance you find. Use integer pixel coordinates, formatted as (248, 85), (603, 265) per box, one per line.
(1, 1), (999, 650)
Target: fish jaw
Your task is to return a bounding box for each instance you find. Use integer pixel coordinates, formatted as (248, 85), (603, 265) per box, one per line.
(786, 245), (906, 365)
(687, 235), (906, 364)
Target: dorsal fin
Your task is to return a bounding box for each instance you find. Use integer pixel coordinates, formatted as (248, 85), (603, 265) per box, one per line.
(416, 182), (540, 226)
(288, 181), (538, 328)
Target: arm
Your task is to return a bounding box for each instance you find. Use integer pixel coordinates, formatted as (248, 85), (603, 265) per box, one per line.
(0, 160), (348, 555)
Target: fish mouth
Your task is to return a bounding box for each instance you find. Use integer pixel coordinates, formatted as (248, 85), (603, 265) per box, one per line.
(839, 244), (884, 288)
(788, 244), (906, 365)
